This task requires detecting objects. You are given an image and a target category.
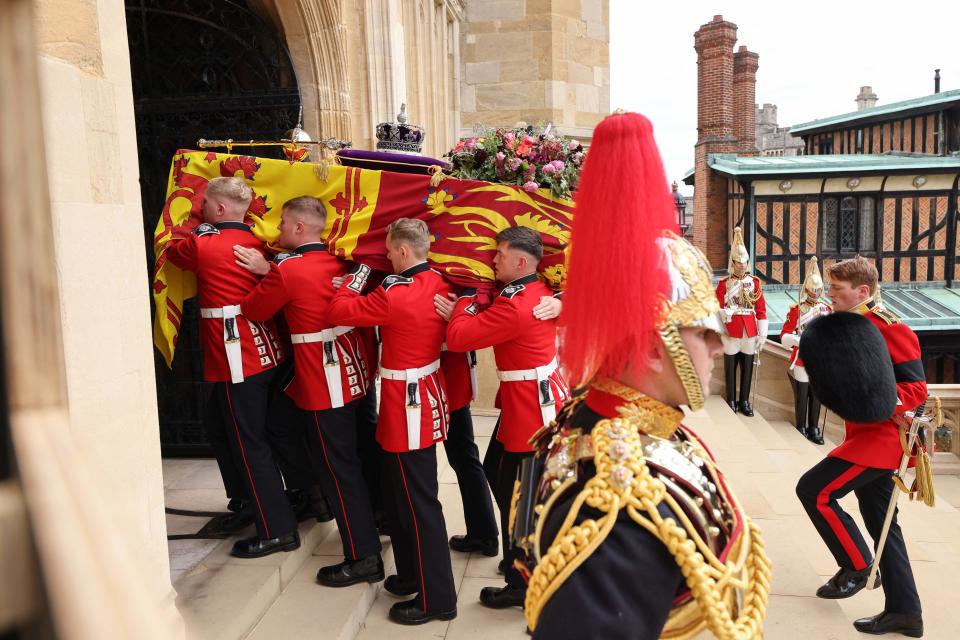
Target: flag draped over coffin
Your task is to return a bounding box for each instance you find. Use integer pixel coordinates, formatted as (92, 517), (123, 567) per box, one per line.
(152, 150), (574, 366)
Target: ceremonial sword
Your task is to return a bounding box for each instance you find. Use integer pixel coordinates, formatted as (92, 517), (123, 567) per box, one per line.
(866, 398), (928, 590)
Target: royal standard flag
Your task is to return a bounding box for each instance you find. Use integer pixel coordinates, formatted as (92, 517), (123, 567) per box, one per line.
(152, 150), (574, 366)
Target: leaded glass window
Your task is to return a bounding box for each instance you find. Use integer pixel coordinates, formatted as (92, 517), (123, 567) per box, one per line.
(823, 198), (838, 249)
(840, 197), (857, 252)
(859, 197), (875, 251)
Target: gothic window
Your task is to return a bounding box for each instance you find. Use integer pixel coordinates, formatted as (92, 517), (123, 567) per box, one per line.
(822, 195), (876, 255)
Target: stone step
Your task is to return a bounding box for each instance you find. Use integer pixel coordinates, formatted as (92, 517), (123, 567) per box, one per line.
(175, 518), (339, 640)
(246, 538), (397, 640)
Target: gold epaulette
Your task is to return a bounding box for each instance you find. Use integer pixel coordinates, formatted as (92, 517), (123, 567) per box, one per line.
(871, 306), (900, 325)
(524, 402), (772, 640)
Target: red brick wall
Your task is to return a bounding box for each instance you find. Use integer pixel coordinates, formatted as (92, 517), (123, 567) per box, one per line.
(733, 47), (758, 155)
(693, 15), (740, 267)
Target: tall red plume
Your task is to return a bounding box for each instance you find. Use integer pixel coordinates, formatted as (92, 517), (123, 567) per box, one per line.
(559, 112), (678, 386)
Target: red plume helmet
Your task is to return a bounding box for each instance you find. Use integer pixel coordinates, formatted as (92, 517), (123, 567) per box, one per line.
(559, 112), (679, 386)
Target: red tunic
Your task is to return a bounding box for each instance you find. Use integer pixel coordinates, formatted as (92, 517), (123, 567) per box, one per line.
(240, 243), (370, 411)
(780, 302), (831, 368)
(328, 261), (451, 453)
(716, 275), (766, 338)
(829, 305), (927, 469)
(441, 349), (476, 412)
(165, 222), (285, 382)
(446, 273), (570, 453)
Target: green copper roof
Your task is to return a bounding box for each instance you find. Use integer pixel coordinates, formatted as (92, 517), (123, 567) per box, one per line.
(707, 153), (960, 178)
(791, 89), (960, 134)
(760, 282), (960, 336)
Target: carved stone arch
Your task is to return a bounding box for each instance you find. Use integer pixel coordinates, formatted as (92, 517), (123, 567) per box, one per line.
(256, 0), (352, 140)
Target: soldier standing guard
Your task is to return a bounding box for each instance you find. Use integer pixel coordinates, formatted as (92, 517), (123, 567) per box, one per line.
(165, 176), (299, 558)
(715, 228), (767, 416)
(327, 218), (458, 625)
(512, 111), (771, 639)
(780, 257), (831, 444)
(234, 196), (384, 587)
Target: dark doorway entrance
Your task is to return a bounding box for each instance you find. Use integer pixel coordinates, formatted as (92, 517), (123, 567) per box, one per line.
(126, 0), (302, 455)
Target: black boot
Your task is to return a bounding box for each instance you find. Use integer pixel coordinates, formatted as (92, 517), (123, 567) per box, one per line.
(794, 380), (809, 433)
(231, 530), (301, 558)
(853, 611), (923, 637)
(724, 354), (738, 413)
(220, 499), (255, 534)
(738, 354), (755, 417)
(316, 554), (384, 587)
(479, 584), (526, 609)
(806, 391), (825, 445)
(816, 566), (880, 599)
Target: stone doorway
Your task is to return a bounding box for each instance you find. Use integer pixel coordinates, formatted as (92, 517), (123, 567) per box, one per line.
(125, 0), (303, 455)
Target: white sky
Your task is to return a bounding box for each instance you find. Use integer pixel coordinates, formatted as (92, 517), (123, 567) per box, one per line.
(610, 1), (960, 195)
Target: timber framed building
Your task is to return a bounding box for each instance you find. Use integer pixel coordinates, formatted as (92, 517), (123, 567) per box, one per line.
(687, 16), (960, 383)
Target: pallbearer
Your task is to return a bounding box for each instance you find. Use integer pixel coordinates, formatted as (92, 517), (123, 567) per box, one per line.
(780, 256), (831, 444)
(715, 227), (767, 416)
(235, 196), (383, 586)
(165, 176), (298, 558)
(328, 218), (458, 625)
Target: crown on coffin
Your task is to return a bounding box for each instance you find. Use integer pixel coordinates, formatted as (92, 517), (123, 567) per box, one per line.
(375, 103), (425, 154)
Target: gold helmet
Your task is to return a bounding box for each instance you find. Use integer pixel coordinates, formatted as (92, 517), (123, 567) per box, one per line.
(728, 227), (750, 276)
(801, 256), (824, 302)
(659, 232), (727, 410)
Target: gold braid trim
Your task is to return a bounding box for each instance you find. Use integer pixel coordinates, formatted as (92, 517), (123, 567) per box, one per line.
(524, 402), (772, 639)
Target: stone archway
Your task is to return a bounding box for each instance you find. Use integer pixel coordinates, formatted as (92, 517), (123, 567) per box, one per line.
(253, 0), (353, 142)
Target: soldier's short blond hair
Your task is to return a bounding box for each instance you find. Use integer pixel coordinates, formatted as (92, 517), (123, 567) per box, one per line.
(827, 255), (878, 294)
(386, 218), (431, 257)
(206, 177), (253, 208)
(283, 195), (326, 226)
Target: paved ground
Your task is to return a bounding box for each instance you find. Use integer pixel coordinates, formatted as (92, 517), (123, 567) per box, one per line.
(165, 401), (960, 639)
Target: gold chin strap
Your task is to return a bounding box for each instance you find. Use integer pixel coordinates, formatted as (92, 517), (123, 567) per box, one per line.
(660, 323), (706, 411)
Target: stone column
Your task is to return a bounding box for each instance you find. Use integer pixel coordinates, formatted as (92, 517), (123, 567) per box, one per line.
(460, 0), (609, 141)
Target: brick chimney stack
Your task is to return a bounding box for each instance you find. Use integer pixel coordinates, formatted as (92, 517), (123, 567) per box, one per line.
(693, 15), (739, 270)
(733, 45), (759, 155)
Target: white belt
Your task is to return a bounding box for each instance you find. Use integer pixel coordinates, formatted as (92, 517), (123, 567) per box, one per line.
(290, 326), (355, 408)
(497, 357), (559, 426)
(441, 343), (478, 402)
(730, 309), (756, 316)
(201, 305), (244, 384)
(380, 359), (441, 450)
(290, 326), (354, 344)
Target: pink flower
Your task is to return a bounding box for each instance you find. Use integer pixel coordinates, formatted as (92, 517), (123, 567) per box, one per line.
(522, 181), (539, 192)
(507, 158), (522, 171)
(465, 138), (477, 150)
(503, 132), (515, 144)
(496, 151), (505, 163)
(549, 160), (565, 172)
(568, 140), (580, 151)
(542, 164), (556, 175)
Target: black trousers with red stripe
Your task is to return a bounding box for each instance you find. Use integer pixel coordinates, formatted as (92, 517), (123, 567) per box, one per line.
(203, 387), (246, 502)
(382, 446), (457, 614)
(443, 406), (498, 541)
(482, 418), (530, 588)
(214, 369), (297, 540)
(796, 456), (921, 614)
(305, 398), (381, 560)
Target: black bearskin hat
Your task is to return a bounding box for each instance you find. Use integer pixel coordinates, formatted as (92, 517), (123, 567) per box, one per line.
(799, 312), (896, 423)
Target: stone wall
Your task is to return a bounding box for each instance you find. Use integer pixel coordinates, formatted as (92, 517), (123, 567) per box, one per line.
(460, 0), (609, 141)
(33, 0), (173, 612)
